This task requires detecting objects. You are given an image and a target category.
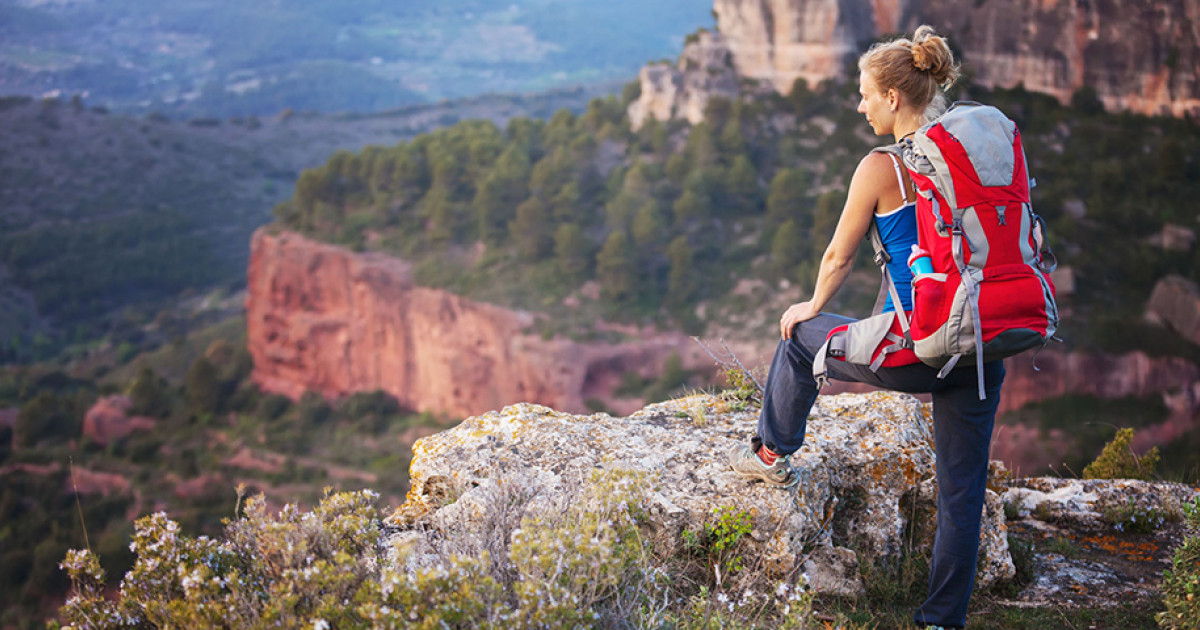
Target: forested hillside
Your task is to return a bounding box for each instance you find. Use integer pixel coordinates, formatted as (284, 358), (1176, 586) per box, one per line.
(0, 313), (453, 628)
(0, 86), (608, 363)
(270, 79), (1200, 359)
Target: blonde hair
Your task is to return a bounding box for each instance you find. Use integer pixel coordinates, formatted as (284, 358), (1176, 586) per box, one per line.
(858, 25), (960, 123)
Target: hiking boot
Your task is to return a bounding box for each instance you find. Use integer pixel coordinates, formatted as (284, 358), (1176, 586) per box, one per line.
(728, 441), (797, 488)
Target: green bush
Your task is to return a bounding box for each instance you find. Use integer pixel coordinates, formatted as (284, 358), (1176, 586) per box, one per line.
(1082, 427), (1160, 480)
(59, 474), (819, 629)
(1158, 497), (1200, 629)
(682, 505), (755, 579)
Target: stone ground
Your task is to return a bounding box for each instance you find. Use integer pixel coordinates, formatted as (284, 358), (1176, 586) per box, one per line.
(997, 508), (1189, 609)
(995, 477), (1197, 613)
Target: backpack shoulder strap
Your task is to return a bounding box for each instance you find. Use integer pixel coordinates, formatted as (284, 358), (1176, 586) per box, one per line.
(865, 143), (912, 338)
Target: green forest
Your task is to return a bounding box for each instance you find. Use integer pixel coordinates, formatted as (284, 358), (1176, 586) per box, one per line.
(0, 316), (452, 627)
(270, 78), (1200, 359)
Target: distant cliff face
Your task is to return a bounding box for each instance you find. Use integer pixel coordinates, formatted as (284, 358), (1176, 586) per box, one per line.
(918, 0), (1200, 117)
(711, 0), (889, 95)
(633, 0), (1200, 123)
(245, 230), (710, 418)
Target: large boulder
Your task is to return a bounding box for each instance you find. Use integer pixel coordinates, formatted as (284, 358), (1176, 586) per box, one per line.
(387, 391), (1014, 596)
(1147, 274), (1200, 346)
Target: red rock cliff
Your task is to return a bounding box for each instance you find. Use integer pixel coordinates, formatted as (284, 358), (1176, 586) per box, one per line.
(245, 230), (710, 418)
(636, 0), (1200, 121)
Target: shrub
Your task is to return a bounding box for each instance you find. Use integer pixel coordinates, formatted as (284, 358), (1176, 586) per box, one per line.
(60, 489), (384, 629)
(256, 393), (291, 420)
(682, 505), (755, 579)
(718, 361), (765, 409)
(126, 366), (172, 417)
(58, 474), (819, 629)
(1082, 427), (1160, 480)
(1158, 497), (1200, 629)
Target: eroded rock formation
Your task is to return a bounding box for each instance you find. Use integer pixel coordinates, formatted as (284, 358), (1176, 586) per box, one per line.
(628, 30), (741, 130)
(245, 229), (711, 418)
(387, 392), (1015, 596)
(82, 395), (156, 447)
(632, 0), (1200, 125)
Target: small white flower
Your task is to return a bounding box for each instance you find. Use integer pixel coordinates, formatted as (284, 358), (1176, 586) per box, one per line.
(312, 619), (330, 630)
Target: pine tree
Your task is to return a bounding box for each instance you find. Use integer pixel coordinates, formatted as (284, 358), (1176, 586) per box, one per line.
(605, 160), (656, 230)
(685, 123), (720, 170)
(510, 197), (552, 260)
(672, 188), (711, 226)
(719, 119), (748, 156)
(666, 235), (696, 309)
(127, 367), (172, 417)
(545, 109), (577, 148)
(530, 150), (572, 200)
(185, 357), (222, 415)
(631, 201), (666, 248)
(771, 219), (804, 275)
(554, 222), (590, 277)
(473, 177), (506, 243)
(812, 189), (845, 256)
(723, 155), (760, 213)
(766, 168), (811, 228)
(473, 145), (529, 243)
(596, 231), (636, 302)
(549, 181), (583, 223)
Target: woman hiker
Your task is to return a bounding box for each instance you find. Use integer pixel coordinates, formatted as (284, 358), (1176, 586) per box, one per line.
(727, 26), (1005, 630)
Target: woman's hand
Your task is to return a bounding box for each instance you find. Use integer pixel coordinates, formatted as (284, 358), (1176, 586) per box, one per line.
(780, 301), (820, 340)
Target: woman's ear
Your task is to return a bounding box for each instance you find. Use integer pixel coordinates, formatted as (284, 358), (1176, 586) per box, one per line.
(888, 88), (900, 112)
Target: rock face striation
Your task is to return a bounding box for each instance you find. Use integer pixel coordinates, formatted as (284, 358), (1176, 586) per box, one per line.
(387, 391), (1015, 596)
(632, 0), (1200, 124)
(245, 229), (711, 418)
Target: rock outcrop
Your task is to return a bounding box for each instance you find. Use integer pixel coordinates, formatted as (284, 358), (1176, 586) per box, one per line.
(245, 229), (711, 418)
(628, 30), (741, 130)
(710, 0), (884, 96)
(1000, 477), (1198, 607)
(82, 395), (156, 447)
(387, 392), (1015, 596)
(632, 0), (1200, 125)
(1147, 274), (1200, 346)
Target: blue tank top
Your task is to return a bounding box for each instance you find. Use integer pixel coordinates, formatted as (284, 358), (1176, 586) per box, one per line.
(876, 153), (918, 313)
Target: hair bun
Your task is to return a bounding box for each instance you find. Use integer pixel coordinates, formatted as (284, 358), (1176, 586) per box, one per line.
(910, 26), (959, 88)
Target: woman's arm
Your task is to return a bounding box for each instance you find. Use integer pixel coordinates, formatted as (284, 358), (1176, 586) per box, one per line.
(780, 153), (892, 339)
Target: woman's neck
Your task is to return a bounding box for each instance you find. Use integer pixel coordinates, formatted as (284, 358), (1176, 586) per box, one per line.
(892, 111), (923, 142)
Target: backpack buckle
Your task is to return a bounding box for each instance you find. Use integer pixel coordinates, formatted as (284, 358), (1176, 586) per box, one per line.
(873, 250), (891, 267)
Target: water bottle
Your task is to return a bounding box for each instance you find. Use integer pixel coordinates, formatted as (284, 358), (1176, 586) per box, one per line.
(907, 244), (933, 276)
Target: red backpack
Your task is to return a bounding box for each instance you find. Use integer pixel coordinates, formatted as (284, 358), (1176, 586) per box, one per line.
(815, 102), (1059, 399)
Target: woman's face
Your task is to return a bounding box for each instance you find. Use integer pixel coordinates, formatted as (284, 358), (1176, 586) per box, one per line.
(857, 71), (895, 136)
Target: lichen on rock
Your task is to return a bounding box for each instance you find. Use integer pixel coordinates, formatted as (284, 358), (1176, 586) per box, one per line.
(387, 391), (1014, 595)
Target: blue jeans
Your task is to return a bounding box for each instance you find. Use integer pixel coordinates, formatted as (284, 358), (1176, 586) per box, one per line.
(758, 314), (1004, 630)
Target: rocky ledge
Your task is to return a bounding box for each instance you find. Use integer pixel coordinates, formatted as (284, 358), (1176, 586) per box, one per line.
(387, 391), (1014, 596)
(386, 391), (1199, 607)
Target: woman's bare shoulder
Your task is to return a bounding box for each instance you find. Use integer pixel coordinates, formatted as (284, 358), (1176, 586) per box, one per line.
(850, 151), (896, 188)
